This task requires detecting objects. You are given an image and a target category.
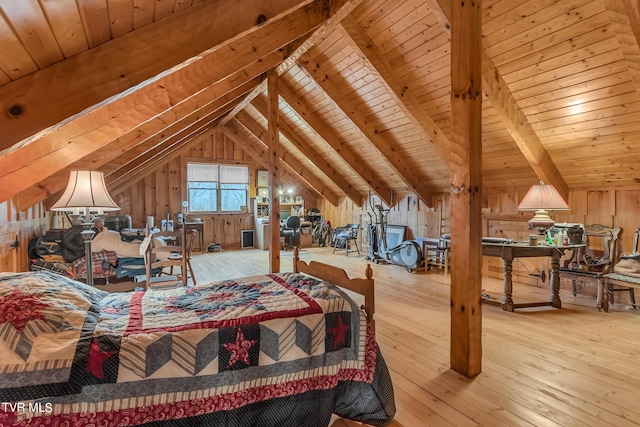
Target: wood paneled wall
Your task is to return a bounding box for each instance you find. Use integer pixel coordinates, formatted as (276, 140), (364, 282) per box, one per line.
(111, 130), (257, 249)
(111, 129), (317, 249)
(319, 188), (640, 294)
(0, 199), (48, 272)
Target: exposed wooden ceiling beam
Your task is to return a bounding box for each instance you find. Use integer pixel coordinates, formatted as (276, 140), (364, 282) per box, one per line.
(433, 0), (568, 199)
(339, 15), (452, 165)
(222, 119), (320, 203)
(0, 0), (308, 150)
(278, 82), (393, 206)
(217, 0), (365, 127)
(481, 53), (569, 199)
(297, 59), (434, 207)
(0, 1), (332, 203)
(235, 111), (341, 206)
(13, 78), (259, 211)
(250, 93), (366, 206)
(107, 103), (241, 195)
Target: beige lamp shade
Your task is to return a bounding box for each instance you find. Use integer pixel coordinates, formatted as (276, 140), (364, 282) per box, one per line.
(518, 181), (569, 234)
(51, 170), (120, 211)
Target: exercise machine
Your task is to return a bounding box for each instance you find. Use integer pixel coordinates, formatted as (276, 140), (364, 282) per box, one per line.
(365, 193), (424, 273)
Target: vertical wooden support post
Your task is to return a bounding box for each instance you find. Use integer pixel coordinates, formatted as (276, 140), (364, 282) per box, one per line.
(267, 70), (281, 273)
(450, 0), (483, 377)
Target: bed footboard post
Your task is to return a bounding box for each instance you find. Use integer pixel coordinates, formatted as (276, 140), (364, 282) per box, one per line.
(293, 247), (300, 273)
(365, 264), (375, 332)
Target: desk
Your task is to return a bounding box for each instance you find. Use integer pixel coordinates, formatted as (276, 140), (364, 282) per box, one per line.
(179, 222), (204, 252)
(482, 243), (585, 312)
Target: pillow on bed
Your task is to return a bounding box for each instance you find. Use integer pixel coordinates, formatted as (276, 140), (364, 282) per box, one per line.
(0, 271), (105, 400)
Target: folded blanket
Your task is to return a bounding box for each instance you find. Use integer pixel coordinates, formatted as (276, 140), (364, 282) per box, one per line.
(71, 250), (118, 279)
(613, 256), (640, 278)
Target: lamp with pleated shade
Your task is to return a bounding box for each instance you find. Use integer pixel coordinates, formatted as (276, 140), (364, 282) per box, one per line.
(518, 181), (569, 235)
(51, 171), (120, 286)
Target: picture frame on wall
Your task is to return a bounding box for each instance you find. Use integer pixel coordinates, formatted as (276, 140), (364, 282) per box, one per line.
(295, 196), (303, 203)
(257, 170), (268, 187)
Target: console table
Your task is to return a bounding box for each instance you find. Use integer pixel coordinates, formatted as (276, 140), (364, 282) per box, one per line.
(482, 242), (586, 312)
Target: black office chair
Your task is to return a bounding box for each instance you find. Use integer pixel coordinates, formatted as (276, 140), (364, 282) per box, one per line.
(280, 215), (301, 250)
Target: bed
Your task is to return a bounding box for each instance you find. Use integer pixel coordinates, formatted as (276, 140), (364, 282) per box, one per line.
(0, 251), (395, 426)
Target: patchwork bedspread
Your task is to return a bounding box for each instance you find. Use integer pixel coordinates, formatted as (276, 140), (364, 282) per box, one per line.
(0, 271), (395, 426)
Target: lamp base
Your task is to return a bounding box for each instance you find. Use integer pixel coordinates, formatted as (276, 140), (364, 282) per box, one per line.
(528, 209), (555, 235)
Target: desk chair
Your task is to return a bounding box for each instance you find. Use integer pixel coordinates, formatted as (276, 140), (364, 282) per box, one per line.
(281, 216), (301, 250)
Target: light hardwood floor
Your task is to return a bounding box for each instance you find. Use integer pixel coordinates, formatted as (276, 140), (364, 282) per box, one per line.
(191, 247), (640, 427)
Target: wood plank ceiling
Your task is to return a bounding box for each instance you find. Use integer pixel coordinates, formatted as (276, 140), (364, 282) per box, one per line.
(1, 0), (640, 210)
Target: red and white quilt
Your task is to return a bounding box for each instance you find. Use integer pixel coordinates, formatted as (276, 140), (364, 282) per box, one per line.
(0, 271), (395, 427)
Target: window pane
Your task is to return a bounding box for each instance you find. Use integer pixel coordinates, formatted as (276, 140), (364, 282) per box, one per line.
(189, 182), (217, 212)
(220, 183), (247, 211)
(186, 163), (249, 212)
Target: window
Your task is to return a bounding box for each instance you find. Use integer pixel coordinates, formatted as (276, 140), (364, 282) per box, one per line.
(187, 163), (248, 212)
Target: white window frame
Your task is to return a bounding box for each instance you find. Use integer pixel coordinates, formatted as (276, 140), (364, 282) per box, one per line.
(186, 162), (249, 213)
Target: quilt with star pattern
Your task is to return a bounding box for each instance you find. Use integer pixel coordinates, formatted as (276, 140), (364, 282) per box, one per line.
(0, 270), (395, 427)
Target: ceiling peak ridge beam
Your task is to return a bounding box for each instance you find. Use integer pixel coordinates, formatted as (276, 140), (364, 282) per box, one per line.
(339, 15), (452, 165)
(217, 0), (366, 127)
(235, 111), (341, 206)
(223, 118), (326, 203)
(602, 0), (640, 100)
(0, 1), (336, 204)
(13, 78), (260, 211)
(432, 0), (568, 199)
(277, 82), (393, 206)
(251, 93), (366, 206)
(297, 59), (434, 207)
(0, 0), (313, 151)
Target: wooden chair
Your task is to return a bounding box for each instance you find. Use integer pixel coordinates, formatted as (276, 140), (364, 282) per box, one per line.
(421, 237), (449, 274)
(332, 224), (360, 256)
(559, 224), (620, 308)
(170, 228), (197, 285)
(602, 227), (640, 311)
(144, 226), (188, 289)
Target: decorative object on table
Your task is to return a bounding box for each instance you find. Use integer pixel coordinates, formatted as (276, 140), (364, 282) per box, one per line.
(51, 170), (120, 286)
(517, 181), (570, 235)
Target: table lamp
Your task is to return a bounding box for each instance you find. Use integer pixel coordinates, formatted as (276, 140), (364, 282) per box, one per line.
(51, 170), (120, 286)
(517, 181), (569, 235)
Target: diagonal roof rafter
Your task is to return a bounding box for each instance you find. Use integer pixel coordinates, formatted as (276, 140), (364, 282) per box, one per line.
(277, 81), (393, 206)
(223, 117), (329, 203)
(234, 112), (341, 205)
(433, 0), (569, 199)
(297, 57), (434, 206)
(250, 93), (366, 206)
(0, 0), (338, 203)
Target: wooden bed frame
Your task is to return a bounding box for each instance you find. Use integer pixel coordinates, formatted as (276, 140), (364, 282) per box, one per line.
(292, 248), (375, 330)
